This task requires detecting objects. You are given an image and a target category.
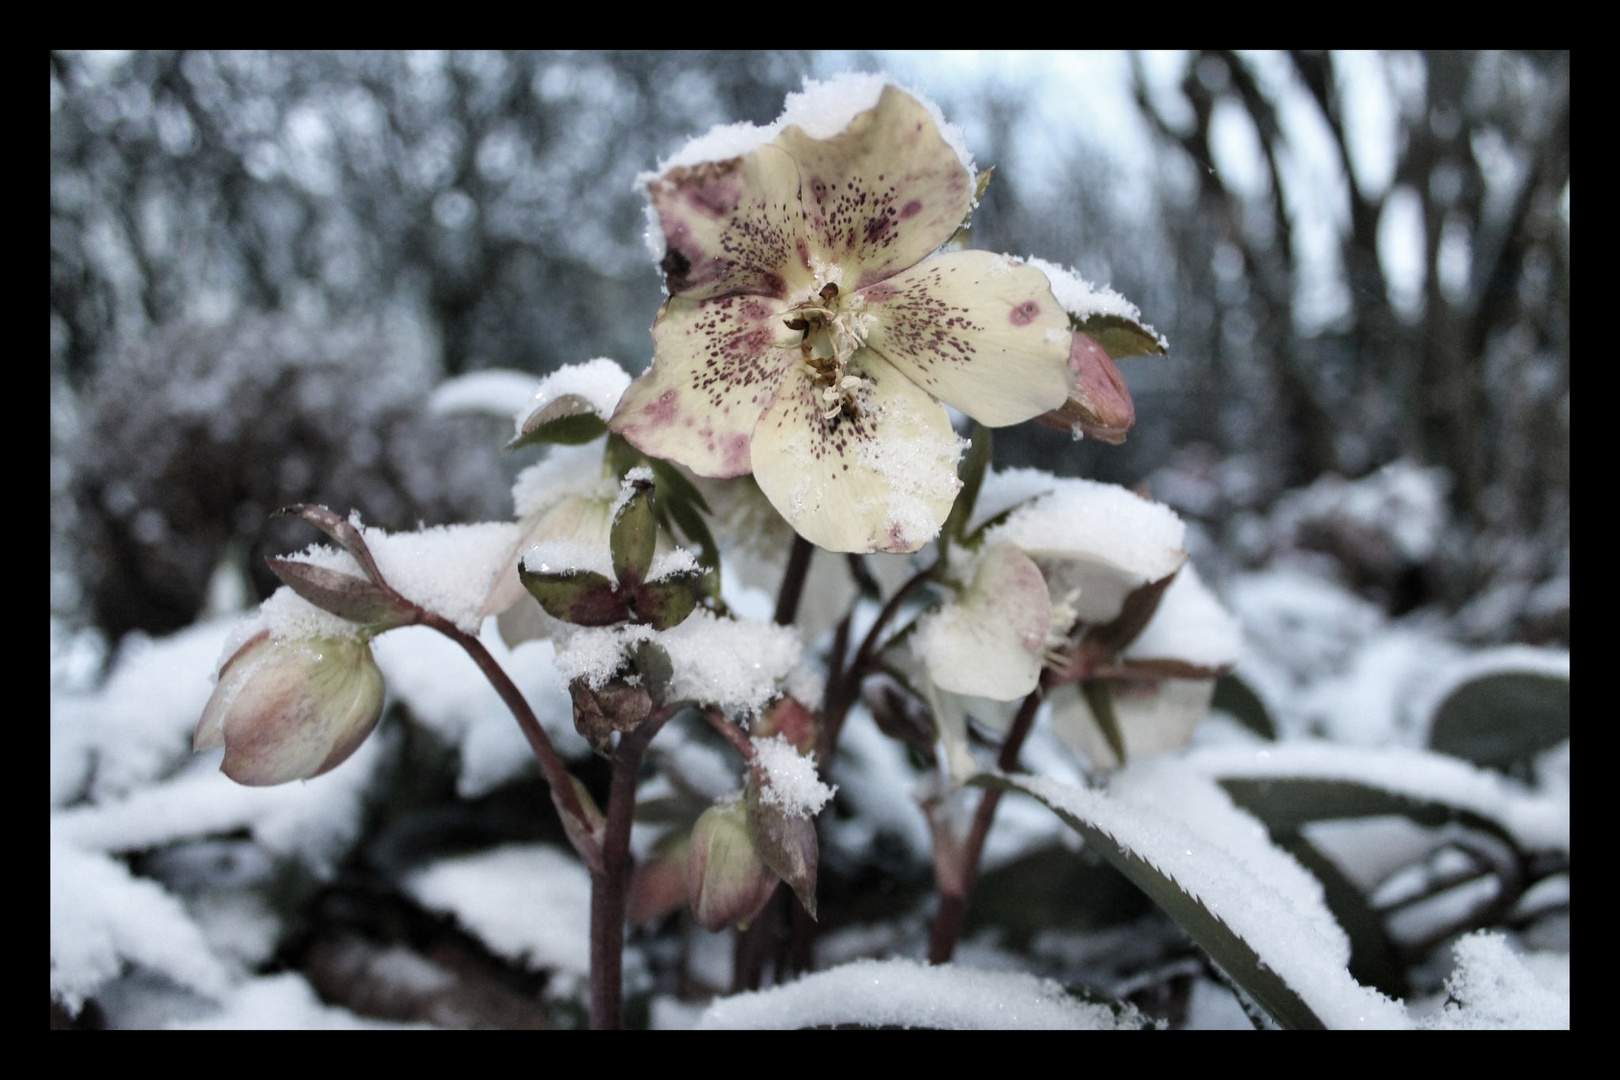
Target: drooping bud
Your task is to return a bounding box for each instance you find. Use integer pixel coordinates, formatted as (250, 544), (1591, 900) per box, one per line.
(628, 831), (690, 925)
(194, 629), (386, 787)
(611, 471), (659, 590)
(686, 799), (779, 932)
(751, 695), (819, 756)
(744, 737), (835, 920)
(1036, 332), (1137, 445)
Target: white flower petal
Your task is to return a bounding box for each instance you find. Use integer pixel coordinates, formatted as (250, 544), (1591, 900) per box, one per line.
(861, 252), (1072, 427)
(776, 84), (976, 290)
(612, 293), (799, 477)
(916, 543), (1051, 701)
(750, 357), (965, 553)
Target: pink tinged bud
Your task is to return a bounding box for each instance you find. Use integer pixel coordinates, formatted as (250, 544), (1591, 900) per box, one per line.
(628, 833), (691, 926)
(686, 800), (779, 932)
(194, 630), (386, 787)
(1036, 333), (1137, 445)
(751, 695), (820, 756)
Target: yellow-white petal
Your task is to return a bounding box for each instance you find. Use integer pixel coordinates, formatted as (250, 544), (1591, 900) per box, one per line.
(647, 143), (810, 301)
(611, 293), (800, 478)
(750, 355), (965, 554)
(860, 252), (1072, 427)
(775, 85), (975, 290)
(915, 543), (1052, 701)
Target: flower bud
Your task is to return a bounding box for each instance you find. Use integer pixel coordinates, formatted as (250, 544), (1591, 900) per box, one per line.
(194, 630), (386, 786)
(1036, 332), (1137, 445)
(686, 799), (779, 932)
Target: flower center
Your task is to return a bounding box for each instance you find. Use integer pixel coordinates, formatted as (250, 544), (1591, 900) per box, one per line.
(784, 282), (871, 421)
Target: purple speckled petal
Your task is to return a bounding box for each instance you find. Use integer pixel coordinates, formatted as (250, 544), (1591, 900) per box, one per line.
(648, 143), (811, 301)
(610, 293), (799, 478)
(775, 85), (974, 290)
(860, 251), (1072, 427)
(750, 355), (965, 554)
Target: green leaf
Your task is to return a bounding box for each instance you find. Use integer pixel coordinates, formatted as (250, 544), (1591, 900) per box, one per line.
(1074, 314), (1166, 361)
(507, 396), (610, 449)
(264, 558), (417, 631)
(507, 411), (608, 450)
(1211, 673), (1277, 741)
(942, 423), (992, 549)
(1080, 680), (1128, 766)
(610, 479), (658, 589)
(634, 575), (699, 631)
(1277, 835), (1409, 1000)
(1427, 669), (1570, 772)
(975, 772), (1329, 1030)
(518, 566), (627, 626)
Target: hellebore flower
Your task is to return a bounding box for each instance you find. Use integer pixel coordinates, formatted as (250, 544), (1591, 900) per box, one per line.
(193, 628), (386, 786)
(611, 75), (1076, 553)
(913, 471), (1239, 780)
(915, 472), (1190, 705)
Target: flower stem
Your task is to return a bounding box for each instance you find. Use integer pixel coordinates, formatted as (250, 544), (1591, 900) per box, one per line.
(774, 533), (815, 626)
(926, 684), (1044, 965)
(589, 705), (674, 1029)
(421, 612), (599, 867)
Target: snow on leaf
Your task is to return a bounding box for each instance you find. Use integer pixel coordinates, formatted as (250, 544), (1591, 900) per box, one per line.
(696, 957), (1152, 1030)
(979, 761), (1413, 1029)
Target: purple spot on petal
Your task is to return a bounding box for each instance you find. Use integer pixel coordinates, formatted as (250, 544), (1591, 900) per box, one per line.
(644, 389), (679, 426)
(900, 199), (922, 219)
(1010, 301), (1041, 326)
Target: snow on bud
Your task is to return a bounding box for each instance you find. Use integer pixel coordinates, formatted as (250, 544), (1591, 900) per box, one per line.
(193, 629), (386, 787)
(687, 799), (780, 932)
(746, 736), (834, 919)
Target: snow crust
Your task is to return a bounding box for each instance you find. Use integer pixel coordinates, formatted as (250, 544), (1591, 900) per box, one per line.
(270, 520), (520, 637)
(518, 357), (632, 433)
(751, 735), (835, 818)
(982, 470), (1187, 583)
(1182, 743), (1569, 853)
(510, 443), (616, 517)
(696, 957), (1150, 1030)
(552, 610), (801, 716)
(426, 367), (545, 421)
(403, 844), (590, 976)
(1026, 256), (1167, 348)
(1417, 932), (1570, 1030)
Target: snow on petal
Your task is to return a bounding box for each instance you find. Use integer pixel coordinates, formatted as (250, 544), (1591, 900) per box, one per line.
(984, 473), (1188, 624)
(611, 292), (799, 478)
(750, 357), (965, 554)
(775, 84), (976, 290)
(861, 251), (1072, 427)
(915, 543), (1052, 701)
